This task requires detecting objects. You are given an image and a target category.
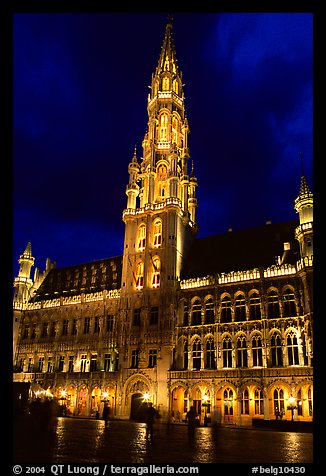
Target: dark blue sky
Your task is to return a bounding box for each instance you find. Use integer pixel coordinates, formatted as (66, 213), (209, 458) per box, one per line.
(13, 12), (313, 275)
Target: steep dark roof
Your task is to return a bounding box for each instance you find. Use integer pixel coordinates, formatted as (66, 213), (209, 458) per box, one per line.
(31, 255), (123, 302)
(181, 220), (300, 279)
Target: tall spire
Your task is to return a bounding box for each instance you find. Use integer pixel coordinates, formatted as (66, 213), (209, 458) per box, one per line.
(156, 15), (179, 76)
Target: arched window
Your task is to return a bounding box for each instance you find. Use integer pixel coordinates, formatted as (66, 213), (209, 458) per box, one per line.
(273, 387), (285, 415)
(241, 389), (249, 414)
(151, 257), (160, 288)
(252, 334), (263, 366)
(183, 302), (189, 326)
(205, 337), (215, 369)
(297, 389), (303, 416)
(267, 290), (280, 319)
(191, 299), (202, 325)
(204, 297), (215, 324)
(135, 261), (144, 290)
(192, 338), (201, 370)
(282, 289), (297, 317)
(220, 296), (232, 323)
(222, 336), (232, 368)
(183, 340), (188, 370)
(254, 388), (264, 415)
(137, 224), (146, 251)
(286, 330), (300, 365)
(249, 292), (261, 320)
(223, 388), (234, 417)
(172, 116), (178, 144)
(235, 294), (246, 321)
(159, 113), (169, 141)
(172, 78), (179, 94)
(270, 333), (283, 367)
(157, 164), (167, 198)
(162, 76), (169, 91)
(236, 335), (248, 367)
(153, 219), (162, 247)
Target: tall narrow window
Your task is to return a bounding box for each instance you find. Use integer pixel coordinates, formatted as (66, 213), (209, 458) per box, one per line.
(83, 317), (90, 334)
(62, 319), (69, 336)
(236, 335), (248, 367)
(80, 355), (87, 372)
(241, 389), (249, 414)
(150, 306), (159, 325)
(249, 292), (261, 320)
(220, 296), (232, 322)
(153, 219), (162, 247)
(204, 297), (215, 324)
(136, 261), (144, 290)
(90, 354), (97, 371)
(104, 353), (111, 371)
(106, 314), (114, 332)
(267, 291), (280, 318)
(72, 319), (78, 335)
(191, 299), (202, 325)
(282, 289), (297, 317)
(58, 356), (65, 372)
(159, 113), (169, 141)
(131, 350), (139, 368)
(222, 336), (233, 368)
(287, 331), (300, 365)
(37, 357), (44, 373)
(68, 356), (74, 373)
(162, 76), (169, 91)
(235, 294), (246, 321)
(152, 257), (160, 288)
(138, 224), (146, 251)
(94, 316), (100, 334)
(270, 333), (283, 367)
(183, 340), (188, 370)
(252, 334), (263, 366)
(192, 339), (201, 370)
(254, 389), (264, 415)
(273, 388), (285, 415)
(205, 338), (215, 369)
(183, 302), (189, 326)
(133, 308), (141, 327)
(148, 349), (157, 368)
(172, 116), (179, 144)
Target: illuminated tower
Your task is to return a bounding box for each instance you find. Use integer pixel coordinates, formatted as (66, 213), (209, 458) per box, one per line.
(121, 17), (198, 296)
(294, 164), (313, 260)
(13, 241), (35, 309)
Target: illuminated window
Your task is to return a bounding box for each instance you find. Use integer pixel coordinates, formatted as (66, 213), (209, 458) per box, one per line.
(148, 349), (157, 368)
(47, 357), (53, 373)
(157, 165), (167, 198)
(241, 389), (249, 414)
(192, 338), (201, 370)
(153, 219), (162, 247)
(220, 296), (232, 323)
(286, 330), (299, 365)
(80, 355), (87, 372)
(252, 334), (263, 366)
(224, 388), (234, 417)
(191, 299), (202, 325)
(172, 116), (178, 144)
(249, 292), (261, 320)
(58, 356), (65, 372)
(236, 335), (248, 367)
(172, 79), (179, 94)
(104, 353), (111, 371)
(204, 297), (215, 324)
(152, 257), (160, 288)
(270, 333), (283, 367)
(68, 356), (74, 373)
(273, 387), (285, 415)
(162, 76), (169, 90)
(131, 350), (139, 368)
(159, 113), (169, 141)
(136, 261), (144, 290)
(137, 224), (146, 251)
(222, 336), (232, 368)
(254, 389), (264, 415)
(37, 357), (44, 373)
(267, 291), (280, 318)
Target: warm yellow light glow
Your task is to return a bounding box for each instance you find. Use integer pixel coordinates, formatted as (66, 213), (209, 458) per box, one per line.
(288, 396), (296, 406)
(143, 392), (150, 402)
(60, 390), (67, 398)
(102, 392), (108, 399)
(202, 394), (209, 403)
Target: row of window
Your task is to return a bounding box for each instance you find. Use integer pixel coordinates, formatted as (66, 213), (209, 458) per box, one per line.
(21, 314), (115, 340)
(176, 330), (305, 369)
(137, 221), (162, 251)
(182, 289), (298, 325)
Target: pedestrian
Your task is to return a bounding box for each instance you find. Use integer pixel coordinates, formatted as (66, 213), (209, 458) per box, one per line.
(145, 402), (156, 439)
(102, 402), (110, 428)
(186, 406), (197, 436)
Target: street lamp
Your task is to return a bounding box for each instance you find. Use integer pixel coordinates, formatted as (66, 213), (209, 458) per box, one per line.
(287, 396), (297, 421)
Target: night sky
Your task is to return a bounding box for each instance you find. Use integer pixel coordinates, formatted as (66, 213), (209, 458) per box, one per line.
(12, 11), (313, 276)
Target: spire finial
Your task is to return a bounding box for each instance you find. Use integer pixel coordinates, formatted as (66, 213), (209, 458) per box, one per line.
(167, 14), (173, 28)
(299, 151), (305, 177)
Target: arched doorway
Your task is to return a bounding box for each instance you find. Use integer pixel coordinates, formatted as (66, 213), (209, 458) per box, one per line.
(130, 393), (146, 421)
(171, 386), (187, 422)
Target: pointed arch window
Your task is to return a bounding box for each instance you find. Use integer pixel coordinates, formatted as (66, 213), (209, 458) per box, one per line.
(172, 116), (179, 144)
(205, 337), (216, 369)
(222, 335), (232, 368)
(273, 387), (285, 415)
(172, 78), (179, 95)
(137, 224), (146, 251)
(192, 338), (201, 370)
(153, 219), (162, 247)
(286, 330), (300, 365)
(183, 340), (188, 370)
(159, 113), (169, 142)
(183, 302), (189, 326)
(204, 297), (215, 324)
(270, 333), (283, 367)
(254, 388), (264, 415)
(267, 290), (280, 319)
(236, 335), (248, 368)
(249, 292), (261, 320)
(252, 334), (263, 366)
(241, 389), (249, 414)
(151, 257), (161, 288)
(282, 289), (297, 317)
(135, 261), (144, 290)
(220, 296), (232, 323)
(235, 294), (246, 321)
(191, 299), (202, 325)
(162, 76), (170, 91)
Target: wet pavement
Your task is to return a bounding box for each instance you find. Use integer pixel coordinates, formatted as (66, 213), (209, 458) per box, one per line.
(13, 416), (313, 465)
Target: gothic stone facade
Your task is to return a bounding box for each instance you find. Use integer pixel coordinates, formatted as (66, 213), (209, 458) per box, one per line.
(13, 20), (313, 426)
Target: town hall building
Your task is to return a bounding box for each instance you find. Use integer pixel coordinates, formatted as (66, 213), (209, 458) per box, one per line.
(13, 18), (313, 426)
